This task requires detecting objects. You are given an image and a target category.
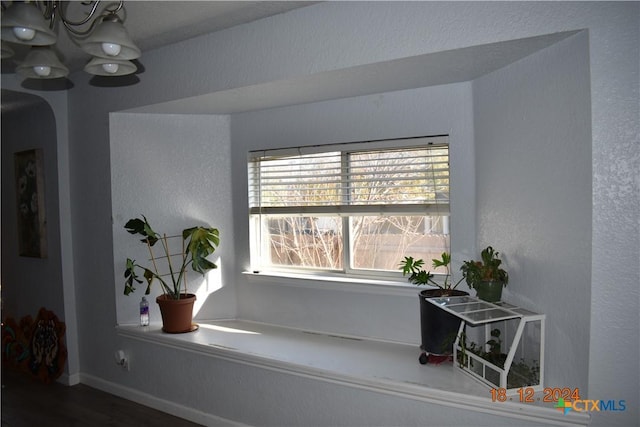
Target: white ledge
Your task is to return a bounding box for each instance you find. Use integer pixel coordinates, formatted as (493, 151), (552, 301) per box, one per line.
(117, 319), (589, 427)
(243, 270), (425, 297)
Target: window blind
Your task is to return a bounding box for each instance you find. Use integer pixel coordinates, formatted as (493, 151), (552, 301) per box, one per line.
(248, 138), (450, 216)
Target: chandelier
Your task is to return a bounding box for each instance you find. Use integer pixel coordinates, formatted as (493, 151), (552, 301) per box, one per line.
(1, 0), (140, 79)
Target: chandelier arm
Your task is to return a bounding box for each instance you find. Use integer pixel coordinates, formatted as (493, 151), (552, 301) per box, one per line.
(57, 1), (102, 27)
(56, 1), (124, 35)
(60, 14), (101, 36)
(36, 0), (56, 21)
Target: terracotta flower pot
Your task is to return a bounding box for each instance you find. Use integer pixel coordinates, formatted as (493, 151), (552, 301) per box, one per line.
(156, 293), (197, 333)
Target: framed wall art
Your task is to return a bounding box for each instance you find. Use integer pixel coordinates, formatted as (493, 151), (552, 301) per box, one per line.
(14, 149), (47, 258)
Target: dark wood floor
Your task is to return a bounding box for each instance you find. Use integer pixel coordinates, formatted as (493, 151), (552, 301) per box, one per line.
(1, 369), (203, 426)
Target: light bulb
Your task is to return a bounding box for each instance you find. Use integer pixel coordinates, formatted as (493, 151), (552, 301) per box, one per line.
(13, 27), (36, 41)
(33, 65), (51, 77)
(101, 42), (121, 56)
(101, 63), (119, 74)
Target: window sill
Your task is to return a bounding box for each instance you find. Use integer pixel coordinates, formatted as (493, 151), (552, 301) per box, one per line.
(243, 270), (425, 297)
(117, 319), (589, 426)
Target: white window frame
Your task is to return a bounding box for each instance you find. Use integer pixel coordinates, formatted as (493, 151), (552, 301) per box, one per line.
(248, 135), (451, 281)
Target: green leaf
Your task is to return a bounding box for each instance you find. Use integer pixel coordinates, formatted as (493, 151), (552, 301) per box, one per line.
(124, 216), (158, 246)
(185, 226), (220, 275)
(123, 258), (144, 295)
(410, 270), (433, 285)
(124, 218), (146, 235)
(143, 268), (155, 294)
(193, 257), (217, 273)
(399, 256), (415, 275)
(431, 252), (451, 268)
(399, 256), (425, 276)
(124, 283), (135, 296)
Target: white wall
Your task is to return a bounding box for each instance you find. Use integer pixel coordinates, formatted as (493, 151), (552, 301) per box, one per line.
(110, 113), (236, 325)
(97, 336), (555, 427)
(3, 2), (636, 426)
(473, 31), (593, 394)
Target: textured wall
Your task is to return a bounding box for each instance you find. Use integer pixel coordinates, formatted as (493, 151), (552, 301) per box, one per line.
(473, 32), (592, 394)
(110, 113), (236, 325)
(2, 2), (637, 426)
(231, 82), (475, 344)
(99, 337), (556, 427)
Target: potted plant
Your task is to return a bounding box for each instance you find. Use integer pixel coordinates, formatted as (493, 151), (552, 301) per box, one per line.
(457, 329), (540, 389)
(400, 253), (468, 364)
(460, 246), (509, 302)
(400, 253), (464, 292)
(123, 215), (220, 333)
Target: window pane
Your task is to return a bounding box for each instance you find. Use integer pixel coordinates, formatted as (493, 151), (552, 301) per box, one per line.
(348, 147), (449, 205)
(248, 137), (452, 276)
(350, 215), (449, 271)
(249, 152), (342, 208)
(260, 216), (343, 270)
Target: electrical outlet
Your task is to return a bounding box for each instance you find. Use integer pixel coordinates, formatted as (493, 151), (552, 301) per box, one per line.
(114, 350), (130, 371)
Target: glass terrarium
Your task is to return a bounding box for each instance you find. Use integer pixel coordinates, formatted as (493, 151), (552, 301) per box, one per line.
(427, 296), (545, 392)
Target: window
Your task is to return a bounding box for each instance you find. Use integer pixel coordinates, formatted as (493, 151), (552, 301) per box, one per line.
(248, 136), (450, 278)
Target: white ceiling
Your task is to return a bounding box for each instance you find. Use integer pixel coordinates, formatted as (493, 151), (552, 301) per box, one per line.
(2, 1), (316, 73)
(3, 2), (579, 117)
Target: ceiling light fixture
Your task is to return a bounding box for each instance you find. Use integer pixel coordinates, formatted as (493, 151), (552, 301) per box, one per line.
(1, 0), (140, 79)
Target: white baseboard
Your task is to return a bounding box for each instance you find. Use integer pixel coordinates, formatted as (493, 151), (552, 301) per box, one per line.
(80, 373), (250, 427)
(57, 372), (81, 386)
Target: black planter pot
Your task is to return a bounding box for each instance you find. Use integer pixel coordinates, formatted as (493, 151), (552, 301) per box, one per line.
(419, 289), (469, 363)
